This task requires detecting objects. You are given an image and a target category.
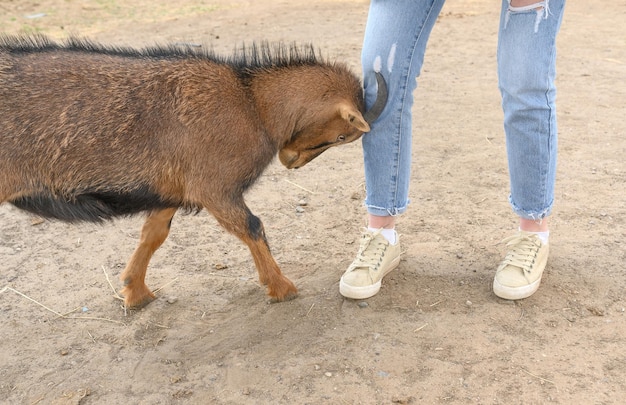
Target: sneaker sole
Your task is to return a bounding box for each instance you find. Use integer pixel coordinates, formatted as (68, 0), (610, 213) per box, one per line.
(339, 256), (400, 300)
(493, 277), (541, 300)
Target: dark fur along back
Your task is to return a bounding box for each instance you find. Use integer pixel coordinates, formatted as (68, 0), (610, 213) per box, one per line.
(0, 34), (327, 73)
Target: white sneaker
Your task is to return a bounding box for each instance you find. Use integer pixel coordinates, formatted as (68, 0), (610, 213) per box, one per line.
(493, 231), (549, 300)
(340, 229), (401, 299)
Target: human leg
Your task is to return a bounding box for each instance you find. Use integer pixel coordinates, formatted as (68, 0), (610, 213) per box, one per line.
(361, 0), (446, 222)
(494, 0), (566, 299)
(340, 0), (446, 299)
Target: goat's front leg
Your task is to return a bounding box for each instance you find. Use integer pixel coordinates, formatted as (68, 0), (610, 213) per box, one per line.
(209, 202), (297, 301)
(120, 208), (177, 308)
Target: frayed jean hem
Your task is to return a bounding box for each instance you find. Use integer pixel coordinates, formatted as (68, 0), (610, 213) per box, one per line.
(365, 202), (409, 217)
(509, 196), (553, 221)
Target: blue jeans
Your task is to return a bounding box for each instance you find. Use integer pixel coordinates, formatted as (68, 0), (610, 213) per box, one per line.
(361, 0), (565, 221)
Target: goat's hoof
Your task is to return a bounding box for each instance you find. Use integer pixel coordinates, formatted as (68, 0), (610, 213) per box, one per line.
(268, 290), (298, 303)
(120, 284), (156, 309)
(267, 277), (298, 303)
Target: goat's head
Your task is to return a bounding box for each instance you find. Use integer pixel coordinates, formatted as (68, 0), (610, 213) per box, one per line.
(279, 72), (387, 169)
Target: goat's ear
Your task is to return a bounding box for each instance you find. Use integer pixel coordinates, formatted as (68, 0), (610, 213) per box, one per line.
(338, 103), (370, 133)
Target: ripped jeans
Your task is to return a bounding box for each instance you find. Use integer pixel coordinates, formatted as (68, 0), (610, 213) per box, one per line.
(361, 0), (566, 221)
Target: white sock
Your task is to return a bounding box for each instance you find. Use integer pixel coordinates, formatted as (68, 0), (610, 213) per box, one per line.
(522, 229), (549, 245)
(369, 227), (398, 245)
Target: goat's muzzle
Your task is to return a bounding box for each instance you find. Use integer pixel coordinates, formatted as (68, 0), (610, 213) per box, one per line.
(279, 149), (301, 169)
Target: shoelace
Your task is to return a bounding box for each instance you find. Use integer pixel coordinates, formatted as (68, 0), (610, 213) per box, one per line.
(350, 230), (387, 271)
(499, 233), (542, 274)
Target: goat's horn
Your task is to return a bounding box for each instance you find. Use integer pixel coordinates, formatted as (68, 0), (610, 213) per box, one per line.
(363, 71), (388, 125)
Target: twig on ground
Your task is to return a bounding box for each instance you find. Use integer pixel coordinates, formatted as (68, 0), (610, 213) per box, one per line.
(29, 395), (45, 405)
(3, 287), (125, 325)
(152, 277), (178, 294)
(413, 323), (428, 332)
(6, 286), (64, 317)
(284, 179), (316, 194)
(60, 306), (82, 317)
(521, 368), (556, 385)
(102, 266), (124, 301)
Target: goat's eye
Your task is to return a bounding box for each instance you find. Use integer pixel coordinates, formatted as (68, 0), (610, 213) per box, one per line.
(337, 134), (346, 142)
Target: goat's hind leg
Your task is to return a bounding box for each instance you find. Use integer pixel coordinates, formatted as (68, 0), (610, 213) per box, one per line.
(120, 208), (177, 308)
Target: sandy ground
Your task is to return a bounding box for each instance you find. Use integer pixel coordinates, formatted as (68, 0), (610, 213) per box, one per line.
(1, 0), (625, 404)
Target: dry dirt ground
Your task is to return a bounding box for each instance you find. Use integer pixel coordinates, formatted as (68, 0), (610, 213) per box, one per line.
(1, 0), (625, 404)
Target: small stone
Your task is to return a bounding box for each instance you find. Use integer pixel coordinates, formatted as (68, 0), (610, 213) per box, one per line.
(466, 300), (472, 307)
(242, 388), (250, 395)
(297, 199), (308, 206)
(295, 206), (305, 213)
(325, 372), (333, 377)
(60, 349), (69, 356)
(587, 306), (605, 316)
(314, 364), (321, 370)
(170, 375), (183, 384)
(357, 301), (369, 309)
(30, 217), (45, 226)
(167, 296), (178, 304)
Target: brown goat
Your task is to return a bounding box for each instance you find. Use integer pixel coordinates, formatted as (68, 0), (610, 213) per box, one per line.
(0, 35), (386, 308)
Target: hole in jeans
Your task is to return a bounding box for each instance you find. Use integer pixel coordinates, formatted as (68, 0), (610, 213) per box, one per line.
(505, 0), (550, 32)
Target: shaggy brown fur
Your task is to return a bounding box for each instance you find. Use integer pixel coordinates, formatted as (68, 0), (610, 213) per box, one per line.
(0, 35), (376, 307)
